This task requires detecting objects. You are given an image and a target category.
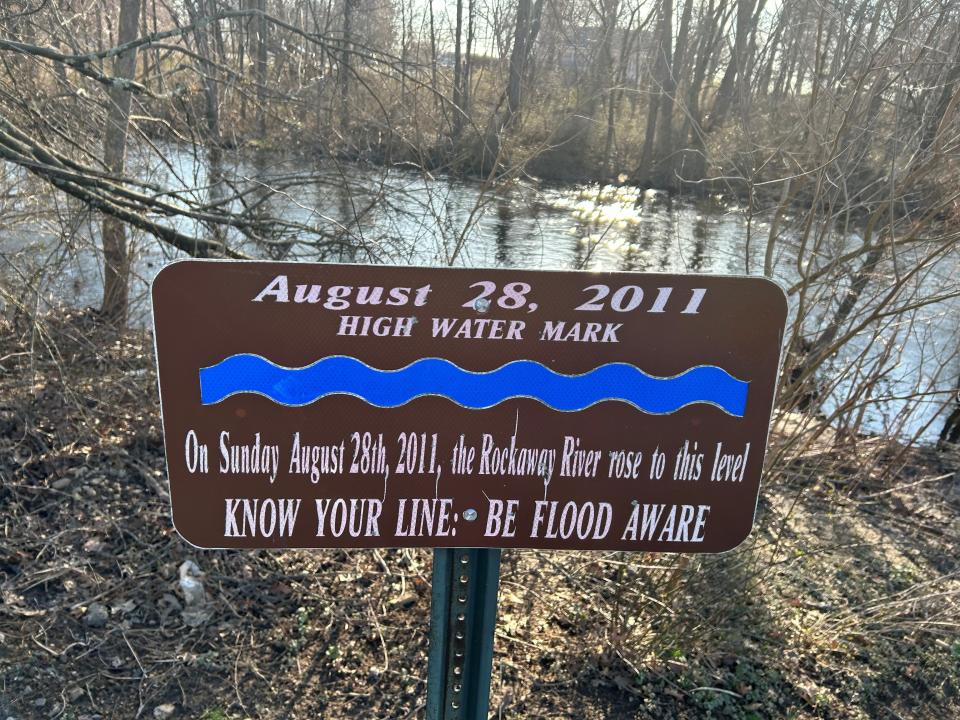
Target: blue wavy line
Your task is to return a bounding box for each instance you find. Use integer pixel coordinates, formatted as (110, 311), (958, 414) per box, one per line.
(198, 355), (749, 416)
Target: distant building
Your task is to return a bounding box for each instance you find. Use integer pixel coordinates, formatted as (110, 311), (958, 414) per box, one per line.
(437, 52), (500, 71)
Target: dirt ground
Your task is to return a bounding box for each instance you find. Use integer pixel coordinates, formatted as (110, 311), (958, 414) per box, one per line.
(1, 312), (958, 719)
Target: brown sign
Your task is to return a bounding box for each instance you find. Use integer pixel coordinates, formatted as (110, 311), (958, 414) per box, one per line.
(152, 260), (786, 552)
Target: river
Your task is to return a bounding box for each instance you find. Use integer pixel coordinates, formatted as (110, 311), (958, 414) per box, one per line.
(1, 146), (956, 442)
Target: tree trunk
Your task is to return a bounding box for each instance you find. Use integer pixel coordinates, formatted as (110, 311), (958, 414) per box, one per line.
(636, 0), (672, 183)
(338, 0), (358, 145)
(463, 0), (475, 134)
(638, 88), (661, 181)
(504, 0), (532, 132)
(809, 242), (885, 366)
(675, 0), (722, 182)
(756, 5), (786, 97)
(652, 0), (676, 188)
(100, 0), (143, 326)
(238, 4), (248, 123)
(604, 8), (641, 175)
(773, 26), (799, 98)
(452, 0), (466, 142)
(920, 39), (960, 152)
(428, 0), (443, 133)
(490, 0), (544, 163)
(801, 2), (828, 145)
(185, 0), (221, 145)
(256, 0), (268, 139)
(708, 0), (753, 130)
(672, 0), (695, 89)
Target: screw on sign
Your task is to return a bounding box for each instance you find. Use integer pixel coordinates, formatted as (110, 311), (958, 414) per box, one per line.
(152, 260), (787, 719)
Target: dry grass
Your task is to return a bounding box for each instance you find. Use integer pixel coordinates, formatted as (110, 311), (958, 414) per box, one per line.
(1, 312), (958, 719)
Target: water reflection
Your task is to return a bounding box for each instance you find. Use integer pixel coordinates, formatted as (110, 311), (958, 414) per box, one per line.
(688, 211), (708, 272)
(249, 150), (294, 260)
(332, 179), (359, 264)
(494, 197), (513, 266)
(1, 147), (956, 441)
(206, 147), (227, 250)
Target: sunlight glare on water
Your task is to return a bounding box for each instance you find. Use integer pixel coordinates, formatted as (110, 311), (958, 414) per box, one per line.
(1, 148), (955, 442)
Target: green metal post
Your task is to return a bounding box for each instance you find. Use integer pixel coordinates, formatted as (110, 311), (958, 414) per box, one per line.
(426, 548), (501, 720)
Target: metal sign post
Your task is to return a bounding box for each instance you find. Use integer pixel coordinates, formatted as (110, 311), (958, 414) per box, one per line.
(427, 548), (502, 720)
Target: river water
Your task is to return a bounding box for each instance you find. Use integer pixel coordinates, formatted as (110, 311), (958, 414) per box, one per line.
(1, 147), (956, 442)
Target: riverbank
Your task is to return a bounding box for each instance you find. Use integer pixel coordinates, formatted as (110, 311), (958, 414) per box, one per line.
(1, 310), (958, 719)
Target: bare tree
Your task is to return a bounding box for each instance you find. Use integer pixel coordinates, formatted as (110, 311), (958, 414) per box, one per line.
(100, 0), (144, 325)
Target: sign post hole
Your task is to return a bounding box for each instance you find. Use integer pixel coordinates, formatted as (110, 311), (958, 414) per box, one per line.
(152, 261), (787, 719)
(427, 548), (501, 720)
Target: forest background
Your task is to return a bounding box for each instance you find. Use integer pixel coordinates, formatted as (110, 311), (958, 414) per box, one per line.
(1, 0), (960, 717)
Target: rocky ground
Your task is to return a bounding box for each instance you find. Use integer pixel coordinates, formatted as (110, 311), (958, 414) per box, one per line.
(1, 311), (958, 719)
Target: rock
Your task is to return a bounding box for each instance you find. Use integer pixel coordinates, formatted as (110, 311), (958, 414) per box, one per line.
(178, 561), (206, 606)
(153, 703), (176, 719)
(84, 603), (108, 628)
(51, 477), (72, 490)
(66, 686), (85, 703)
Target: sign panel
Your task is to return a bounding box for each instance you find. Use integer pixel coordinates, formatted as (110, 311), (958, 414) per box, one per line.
(152, 261), (786, 552)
